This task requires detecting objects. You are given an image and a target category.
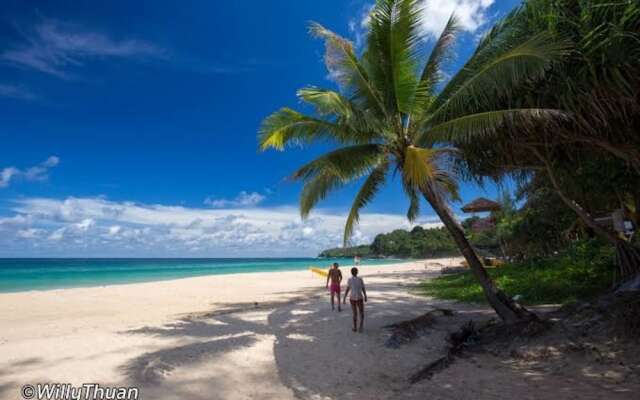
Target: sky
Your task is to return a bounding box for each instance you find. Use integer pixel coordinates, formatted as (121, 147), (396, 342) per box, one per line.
(0, 0), (522, 257)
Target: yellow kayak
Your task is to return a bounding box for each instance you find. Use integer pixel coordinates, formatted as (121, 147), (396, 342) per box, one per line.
(309, 267), (328, 277)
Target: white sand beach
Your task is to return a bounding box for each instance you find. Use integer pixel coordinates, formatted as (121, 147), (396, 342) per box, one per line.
(0, 258), (636, 400)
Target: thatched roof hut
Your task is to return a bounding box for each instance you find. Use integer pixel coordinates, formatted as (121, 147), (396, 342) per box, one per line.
(461, 197), (501, 213)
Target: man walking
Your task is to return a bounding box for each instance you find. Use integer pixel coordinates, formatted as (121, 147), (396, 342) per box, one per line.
(326, 262), (342, 311)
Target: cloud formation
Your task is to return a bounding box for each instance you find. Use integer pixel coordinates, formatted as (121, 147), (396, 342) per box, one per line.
(0, 156), (59, 188)
(204, 191), (266, 208)
(2, 20), (163, 78)
(350, 0), (495, 45)
(0, 196), (444, 257)
(417, 0), (495, 38)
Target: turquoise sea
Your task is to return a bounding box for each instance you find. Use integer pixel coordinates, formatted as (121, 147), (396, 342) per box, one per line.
(0, 258), (401, 293)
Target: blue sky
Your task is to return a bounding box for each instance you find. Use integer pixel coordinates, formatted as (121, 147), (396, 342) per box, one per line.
(0, 0), (521, 257)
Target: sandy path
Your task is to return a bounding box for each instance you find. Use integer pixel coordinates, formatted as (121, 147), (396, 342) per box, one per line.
(1, 258), (637, 400)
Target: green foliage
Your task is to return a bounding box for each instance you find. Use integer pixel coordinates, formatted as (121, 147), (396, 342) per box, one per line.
(506, 179), (577, 257)
(418, 240), (614, 305)
(467, 228), (500, 252)
(319, 245), (372, 258)
(320, 225), (459, 259)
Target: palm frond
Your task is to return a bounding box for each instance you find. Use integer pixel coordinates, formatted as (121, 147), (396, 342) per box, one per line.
(258, 108), (349, 151)
(415, 14), (459, 102)
(429, 33), (570, 122)
(291, 144), (384, 181)
(404, 184), (421, 222)
(309, 22), (387, 116)
(343, 161), (389, 245)
(441, 2), (531, 100)
(410, 13), (459, 134)
(420, 108), (566, 144)
(432, 169), (461, 202)
(300, 172), (344, 219)
(297, 87), (353, 117)
(365, 0), (421, 114)
(297, 86), (388, 142)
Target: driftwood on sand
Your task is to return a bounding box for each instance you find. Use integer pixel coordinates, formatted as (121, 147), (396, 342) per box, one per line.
(384, 308), (454, 349)
(408, 321), (479, 383)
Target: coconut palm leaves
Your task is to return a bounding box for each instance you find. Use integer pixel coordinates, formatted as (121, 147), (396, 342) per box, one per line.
(259, 0), (564, 245)
(426, 33), (569, 126)
(309, 22), (386, 116)
(344, 161), (389, 244)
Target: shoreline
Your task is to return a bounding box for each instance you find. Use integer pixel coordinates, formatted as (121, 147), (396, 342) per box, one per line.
(0, 257), (416, 294)
(0, 259), (420, 295)
(0, 258), (451, 331)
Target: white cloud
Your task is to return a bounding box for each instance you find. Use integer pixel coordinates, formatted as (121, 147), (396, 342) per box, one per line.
(0, 167), (19, 188)
(2, 20), (164, 78)
(349, 4), (376, 48)
(48, 228), (65, 241)
(0, 196), (445, 257)
(0, 156), (60, 188)
(75, 218), (95, 231)
(351, 0), (495, 45)
(107, 225), (122, 236)
(0, 215), (28, 226)
(16, 228), (44, 239)
(417, 0), (495, 38)
(204, 191), (266, 208)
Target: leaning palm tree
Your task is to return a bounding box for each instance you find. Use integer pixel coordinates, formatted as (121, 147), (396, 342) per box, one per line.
(259, 0), (565, 323)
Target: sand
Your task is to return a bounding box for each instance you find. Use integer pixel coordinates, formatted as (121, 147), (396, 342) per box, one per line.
(0, 258), (636, 400)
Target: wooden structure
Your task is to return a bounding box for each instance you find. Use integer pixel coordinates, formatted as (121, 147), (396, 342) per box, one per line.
(461, 197), (506, 265)
(461, 197), (502, 213)
(461, 197), (502, 233)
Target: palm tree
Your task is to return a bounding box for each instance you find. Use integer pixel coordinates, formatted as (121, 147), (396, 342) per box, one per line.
(258, 0), (565, 323)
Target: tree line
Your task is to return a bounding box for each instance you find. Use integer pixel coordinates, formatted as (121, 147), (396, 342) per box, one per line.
(319, 225), (458, 259)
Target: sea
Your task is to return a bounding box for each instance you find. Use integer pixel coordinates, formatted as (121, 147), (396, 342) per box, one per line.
(0, 258), (402, 293)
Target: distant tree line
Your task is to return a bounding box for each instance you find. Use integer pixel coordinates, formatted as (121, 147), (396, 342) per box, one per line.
(318, 245), (373, 258)
(319, 226), (459, 259)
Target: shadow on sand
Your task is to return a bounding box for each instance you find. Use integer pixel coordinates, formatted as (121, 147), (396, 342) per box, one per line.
(119, 269), (638, 400)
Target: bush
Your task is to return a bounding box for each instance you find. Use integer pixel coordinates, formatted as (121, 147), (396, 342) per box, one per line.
(418, 240), (614, 305)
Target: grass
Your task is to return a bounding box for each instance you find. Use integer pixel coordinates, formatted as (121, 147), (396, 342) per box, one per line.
(418, 240), (615, 305)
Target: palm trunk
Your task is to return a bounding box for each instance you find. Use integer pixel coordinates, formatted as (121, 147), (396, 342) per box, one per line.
(421, 188), (537, 324)
(634, 189), (640, 228)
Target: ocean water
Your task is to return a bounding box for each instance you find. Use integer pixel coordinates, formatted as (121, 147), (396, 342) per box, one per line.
(0, 258), (401, 293)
